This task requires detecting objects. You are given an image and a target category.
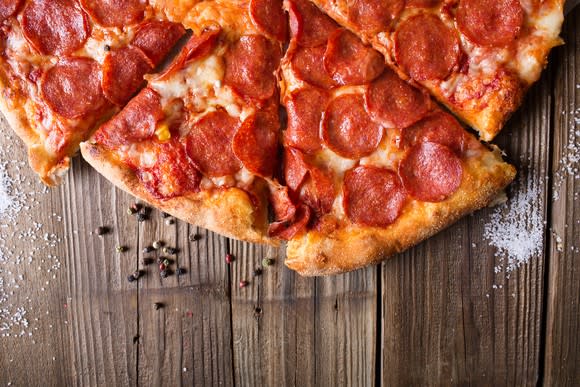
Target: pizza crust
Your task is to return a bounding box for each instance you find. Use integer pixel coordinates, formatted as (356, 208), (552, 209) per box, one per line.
(285, 146), (516, 276)
(81, 141), (277, 246)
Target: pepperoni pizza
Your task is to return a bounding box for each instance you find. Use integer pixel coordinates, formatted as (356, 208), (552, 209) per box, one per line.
(274, 0), (515, 275)
(0, 0), (565, 275)
(306, 0), (564, 140)
(0, 0), (185, 184)
(81, 0), (285, 244)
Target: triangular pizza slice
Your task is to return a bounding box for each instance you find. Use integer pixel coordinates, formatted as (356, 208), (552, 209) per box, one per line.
(275, 0), (516, 275)
(81, 0), (287, 244)
(303, 0), (564, 140)
(0, 0), (186, 184)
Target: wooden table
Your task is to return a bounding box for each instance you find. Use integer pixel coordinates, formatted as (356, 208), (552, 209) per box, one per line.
(0, 10), (578, 387)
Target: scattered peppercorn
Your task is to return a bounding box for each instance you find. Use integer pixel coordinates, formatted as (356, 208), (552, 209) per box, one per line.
(189, 234), (201, 242)
(156, 257), (164, 264)
(165, 218), (175, 226)
(142, 246), (154, 253)
(239, 280), (249, 288)
(96, 226), (109, 236)
(253, 268), (263, 277)
(142, 258), (153, 266)
(127, 274), (136, 283)
(115, 246), (127, 253)
(162, 258), (171, 267)
(262, 258), (274, 267)
(161, 212), (170, 218)
(176, 267), (186, 275)
(225, 254), (235, 264)
(159, 263), (167, 271)
(136, 213), (147, 222)
(104, 44), (110, 51)
(154, 302), (163, 310)
(138, 206), (150, 216)
(133, 270), (142, 279)
(130, 202), (142, 212)
(127, 207), (137, 215)
(152, 240), (163, 249)
(160, 269), (169, 278)
(132, 335), (139, 344)
(163, 246), (177, 255)
(254, 307), (262, 315)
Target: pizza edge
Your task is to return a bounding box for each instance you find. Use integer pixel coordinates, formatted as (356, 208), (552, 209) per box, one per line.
(80, 141), (278, 246)
(285, 147), (516, 276)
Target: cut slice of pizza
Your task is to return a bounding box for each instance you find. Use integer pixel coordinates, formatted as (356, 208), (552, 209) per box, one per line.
(275, 0), (516, 275)
(0, 0), (186, 184)
(301, 0), (564, 140)
(81, 0), (287, 244)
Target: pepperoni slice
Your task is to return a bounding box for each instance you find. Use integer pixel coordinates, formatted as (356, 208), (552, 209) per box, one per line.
(94, 88), (163, 148)
(224, 35), (280, 101)
(80, 0), (145, 27)
(402, 111), (469, 154)
(138, 141), (201, 200)
(270, 186), (297, 222)
(155, 27), (220, 81)
(102, 45), (154, 106)
(346, 0), (404, 34)
(324, 29), (385, 86)
(301, 166), (335, 216)
(321, 94), (384, 159)
(290, 45), (337, 89)
(394, 14), (461, 81)
(183, 110), (241, 177)
(406, 0), (441, 7)
(268, 204), (311, 240)
(250, 0), (288, 41)
(0, 0), (22, 22)
(343, 166), (407, 227)
(399, 142), (463, 202)
(456, 0), (523, 47)
(288, 0), (339, 47)
(232, 108), (279, 178)
(22, 0), (91, 55)
(365, 69), (431, 128)
(131, 21), (186, 65)
(41, 57), (106, 119)
(284, 147), (310, 191)
(285, 87), (328, 153)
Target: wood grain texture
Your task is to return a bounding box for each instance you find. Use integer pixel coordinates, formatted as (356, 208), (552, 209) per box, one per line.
(228, 241), (377, 386)
(381, 66), (554, 385)
(544, 9), (580, 385)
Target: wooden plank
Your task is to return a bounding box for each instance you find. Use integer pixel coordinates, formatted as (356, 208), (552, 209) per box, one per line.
(229, 240), (377, 386)
(60, 159), (140, 385)
(544, 9), (580, 385)
(381, 69), (553, 384)
(136, 212), (234, 386)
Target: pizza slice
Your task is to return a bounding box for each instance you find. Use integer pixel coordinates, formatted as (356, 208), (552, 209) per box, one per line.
(81, 0), (287, 244)
(0, 0), (186, 185)
(275, 0), (516, 275)
(301, 0), (564, 140)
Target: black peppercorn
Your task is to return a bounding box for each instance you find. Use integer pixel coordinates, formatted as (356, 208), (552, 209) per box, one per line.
(160, 269), (169, 278)
(142, 246), (154, 253)
(96, 226), (109, 236)
(136, 213), (147, 222)
(154, 302), (163, 310)
(253, 268), (263, 277)
(176, 267), (186, 275)
(104, 44), (111, 52)
(189, 234), (201, 242)
(161, 212), (170, 218)
(127, 274), (136, 283)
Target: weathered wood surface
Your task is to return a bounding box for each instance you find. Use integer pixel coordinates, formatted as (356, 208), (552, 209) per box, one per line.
(0, 9), (578, 387)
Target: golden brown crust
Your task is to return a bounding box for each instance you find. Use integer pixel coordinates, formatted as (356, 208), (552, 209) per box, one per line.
(285, 147), (516, 276)
(80, 141), (277, 246)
